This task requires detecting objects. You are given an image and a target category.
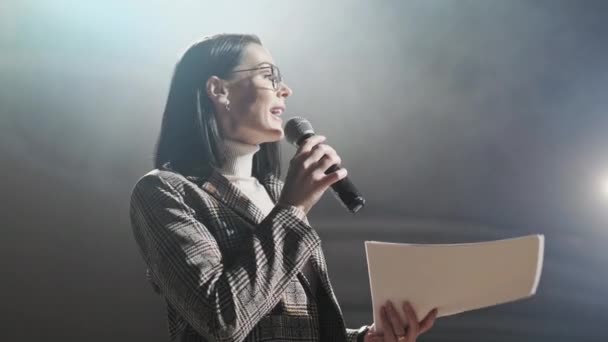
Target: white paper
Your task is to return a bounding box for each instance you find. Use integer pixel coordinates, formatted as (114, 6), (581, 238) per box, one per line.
(365, 235), (544, 332)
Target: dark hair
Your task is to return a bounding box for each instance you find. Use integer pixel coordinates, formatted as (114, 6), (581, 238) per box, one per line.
(154, 34), (281, 179)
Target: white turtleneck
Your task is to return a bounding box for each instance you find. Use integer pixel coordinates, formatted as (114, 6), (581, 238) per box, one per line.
(217, 139), (276, 215)
(218, 139), (318, 296)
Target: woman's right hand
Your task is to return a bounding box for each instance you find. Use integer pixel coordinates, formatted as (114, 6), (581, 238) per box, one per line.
(278, 135), (348, 215)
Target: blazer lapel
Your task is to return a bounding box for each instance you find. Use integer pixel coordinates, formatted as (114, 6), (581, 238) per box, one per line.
(192, 169), (265, 226)
(309, 243), (344, 313)
(260, 172), (282, 204)
(310, 246), (330, 293)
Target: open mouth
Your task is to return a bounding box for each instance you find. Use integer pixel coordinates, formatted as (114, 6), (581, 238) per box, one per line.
(270, 107), (284, 115)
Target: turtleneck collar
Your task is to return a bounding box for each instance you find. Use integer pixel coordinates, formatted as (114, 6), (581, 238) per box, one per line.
(217, 139), (260, 178)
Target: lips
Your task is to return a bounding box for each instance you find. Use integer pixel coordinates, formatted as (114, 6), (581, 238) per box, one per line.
(270, 106), (285, 115)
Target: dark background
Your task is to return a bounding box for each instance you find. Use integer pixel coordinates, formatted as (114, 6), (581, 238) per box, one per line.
(2, 0), (607, 341)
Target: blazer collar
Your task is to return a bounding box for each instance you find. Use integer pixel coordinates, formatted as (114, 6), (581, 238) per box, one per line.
(188, 168), (283, 226)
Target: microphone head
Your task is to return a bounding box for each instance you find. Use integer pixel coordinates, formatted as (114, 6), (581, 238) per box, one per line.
(284, 116), (315, 146)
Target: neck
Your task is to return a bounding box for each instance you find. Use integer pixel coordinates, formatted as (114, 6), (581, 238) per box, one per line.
(217, 139), (260, 178)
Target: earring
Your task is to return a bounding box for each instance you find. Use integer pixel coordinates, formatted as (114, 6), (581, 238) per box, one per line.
(225, 100), (231, 111)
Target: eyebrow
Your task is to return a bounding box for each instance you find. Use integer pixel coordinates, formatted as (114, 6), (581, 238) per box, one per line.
(254, 62), (275, 68)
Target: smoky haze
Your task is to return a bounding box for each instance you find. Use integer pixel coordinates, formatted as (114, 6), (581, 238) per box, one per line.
(1, 0), (607, 341)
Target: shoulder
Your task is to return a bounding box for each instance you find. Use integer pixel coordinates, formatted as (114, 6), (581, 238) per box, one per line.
(132, 167), (204, 200)
(135, 168), (184, 188)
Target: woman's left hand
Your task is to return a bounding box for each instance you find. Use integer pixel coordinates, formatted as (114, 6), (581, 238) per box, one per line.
(364, 301), (438, 342)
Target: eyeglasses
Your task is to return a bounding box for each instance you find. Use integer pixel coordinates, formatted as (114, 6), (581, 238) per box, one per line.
(230, 64), (283, 90)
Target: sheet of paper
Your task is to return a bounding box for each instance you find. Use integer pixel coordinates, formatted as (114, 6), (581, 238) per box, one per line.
(365, 234), (544, 332)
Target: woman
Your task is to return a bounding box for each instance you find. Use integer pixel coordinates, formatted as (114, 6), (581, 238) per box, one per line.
(130, 34), (437, 342)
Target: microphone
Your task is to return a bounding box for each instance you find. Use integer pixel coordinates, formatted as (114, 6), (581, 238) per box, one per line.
(284, 117), (365, 214)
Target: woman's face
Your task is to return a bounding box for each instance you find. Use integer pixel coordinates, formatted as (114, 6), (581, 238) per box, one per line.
(216, 43), (292, 145)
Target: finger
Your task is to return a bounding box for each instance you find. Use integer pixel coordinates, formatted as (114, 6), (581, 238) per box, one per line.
(317, 152), (342, 174)
(315, 144), (341, 170)
(317, 167), (347, 190)
(365, 325), (382, 342)
(291, 141), (325, 170)
(386, 301), (407, 338)
(302, 144), (331, 169)
(315, 142), (337, 159)
(379, 305), (396, 340)
(368, 333), (384, 342)
(369, 335), (384, 342)
(297, 135), (326, 154)
(418, 308), (438, 335)
(402, 301), (419, 340)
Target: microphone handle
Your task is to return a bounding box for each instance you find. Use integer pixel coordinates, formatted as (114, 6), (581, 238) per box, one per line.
(326, 164), (366, 213)
(296, 134), (365, 213)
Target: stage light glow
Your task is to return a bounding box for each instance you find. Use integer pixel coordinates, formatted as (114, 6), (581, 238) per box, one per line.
(601, 177), (608, 198)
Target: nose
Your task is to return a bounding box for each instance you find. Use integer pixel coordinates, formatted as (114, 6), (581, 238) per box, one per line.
(278, 82), (293, 98)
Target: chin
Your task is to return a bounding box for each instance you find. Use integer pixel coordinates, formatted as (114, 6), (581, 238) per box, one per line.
(259, 128), (284, 144)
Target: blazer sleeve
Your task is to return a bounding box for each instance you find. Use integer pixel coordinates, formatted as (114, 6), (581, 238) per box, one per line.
(129, 173), (321, 342)
(347, 326), (370, 342)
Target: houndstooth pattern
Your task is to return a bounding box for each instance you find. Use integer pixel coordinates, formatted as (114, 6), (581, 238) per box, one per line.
(130, 166), (365, 342)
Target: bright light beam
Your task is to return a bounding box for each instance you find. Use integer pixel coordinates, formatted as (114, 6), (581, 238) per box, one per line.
(601, 176), (608, 198)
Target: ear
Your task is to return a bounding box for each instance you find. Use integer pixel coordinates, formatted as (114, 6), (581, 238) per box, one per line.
(206, 76), (229, 108)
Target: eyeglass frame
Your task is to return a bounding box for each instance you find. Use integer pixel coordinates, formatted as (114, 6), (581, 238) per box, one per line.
(229, 64), (283, 90)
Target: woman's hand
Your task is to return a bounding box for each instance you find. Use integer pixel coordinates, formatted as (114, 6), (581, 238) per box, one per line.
(364, 301), (438, 342)
(278, 135), (347, 214)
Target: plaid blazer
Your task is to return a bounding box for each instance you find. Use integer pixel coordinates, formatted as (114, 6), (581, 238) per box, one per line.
(129, 166), (366, 342)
